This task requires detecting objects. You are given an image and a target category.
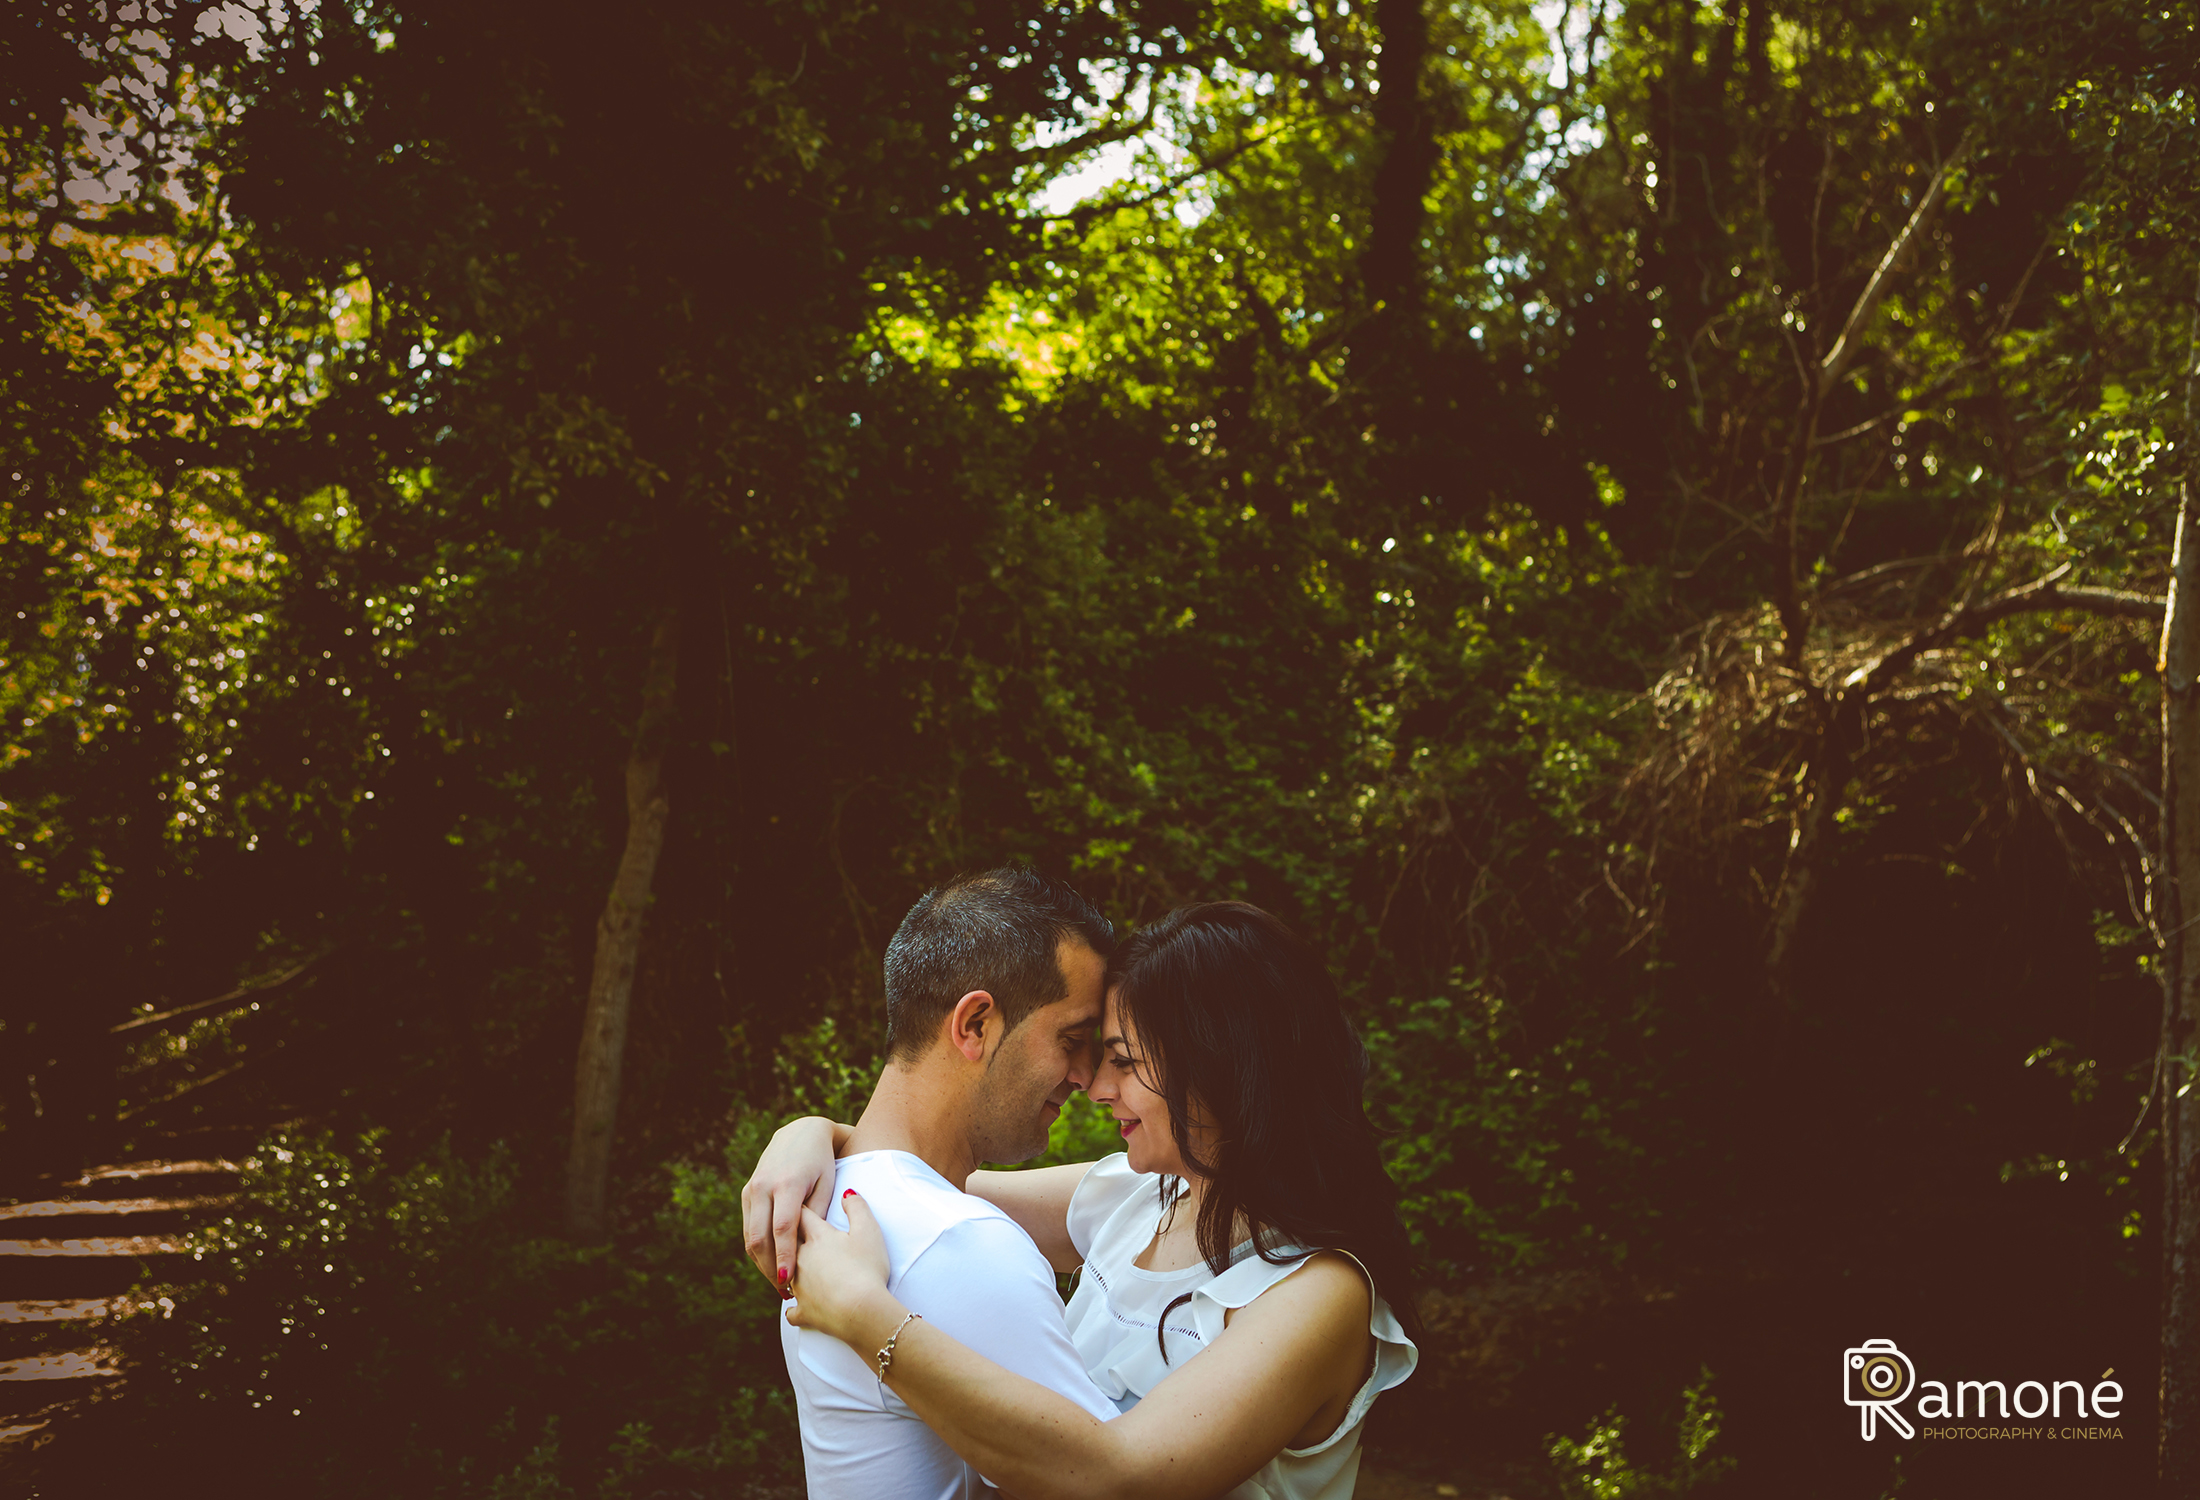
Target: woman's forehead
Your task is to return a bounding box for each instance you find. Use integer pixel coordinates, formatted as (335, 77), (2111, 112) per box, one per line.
(1101, 986), (1133, 1040)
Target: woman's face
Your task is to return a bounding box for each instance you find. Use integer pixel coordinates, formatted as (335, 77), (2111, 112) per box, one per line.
(1090, 987), (1196, 1178)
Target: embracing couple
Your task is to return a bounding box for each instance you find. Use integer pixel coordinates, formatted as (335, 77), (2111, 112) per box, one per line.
(741, 866), (1420, 1500)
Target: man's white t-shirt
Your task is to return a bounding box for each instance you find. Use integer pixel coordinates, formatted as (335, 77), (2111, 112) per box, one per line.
(780, 1150), (1119, 1500)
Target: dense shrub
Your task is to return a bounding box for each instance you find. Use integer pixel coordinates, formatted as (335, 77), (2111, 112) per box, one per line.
(89, 1123), (799, 1499)
(1545, 1370), (1737, 1500)
(1367, 984), (1656, 1276)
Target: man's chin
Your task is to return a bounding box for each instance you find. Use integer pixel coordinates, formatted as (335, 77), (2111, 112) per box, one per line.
(1028, 1108), (1062, 1152)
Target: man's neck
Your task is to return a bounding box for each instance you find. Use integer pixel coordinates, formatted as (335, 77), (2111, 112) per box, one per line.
(844, 1056), (979, 1190)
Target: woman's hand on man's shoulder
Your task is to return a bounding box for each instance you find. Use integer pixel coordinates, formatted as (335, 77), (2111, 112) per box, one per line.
(740, 1115), (848, 1290)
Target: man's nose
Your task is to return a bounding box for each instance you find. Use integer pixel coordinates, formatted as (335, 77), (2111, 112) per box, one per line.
(1066, 1042), (1098, 1091)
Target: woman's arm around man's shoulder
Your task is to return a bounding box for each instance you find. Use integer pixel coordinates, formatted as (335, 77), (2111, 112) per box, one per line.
(963, 1161), (1098, 1272)
(740, 1115), (1101, 1281)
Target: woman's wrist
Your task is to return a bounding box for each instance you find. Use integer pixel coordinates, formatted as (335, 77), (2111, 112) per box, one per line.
(807, 1287), (910, 1364)
(791, 1269), (905, 1347)
(847, 1288), (909, 1352)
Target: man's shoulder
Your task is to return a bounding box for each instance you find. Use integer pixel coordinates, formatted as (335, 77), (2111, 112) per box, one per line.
(832, 1150), (1001, 1214)
(831, 1151), (1025, 1256)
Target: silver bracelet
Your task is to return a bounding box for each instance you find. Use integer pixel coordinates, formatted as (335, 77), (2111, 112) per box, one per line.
(876, 1311), (923, 1380)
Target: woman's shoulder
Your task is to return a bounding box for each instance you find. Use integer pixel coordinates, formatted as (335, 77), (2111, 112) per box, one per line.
(1200, 1242), (1363, 1313)
(1215, 1252), (1368, 1342)
(1207, 1249), (1415, 1355)
(1278, 1248), (1376, 1306)
(1209, 1249), (1420, 1404)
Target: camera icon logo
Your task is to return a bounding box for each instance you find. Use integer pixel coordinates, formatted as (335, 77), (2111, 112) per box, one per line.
(1844, 1338), (1917, 1440)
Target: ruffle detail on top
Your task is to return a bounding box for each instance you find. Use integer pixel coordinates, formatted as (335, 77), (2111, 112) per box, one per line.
(1062, 1153), (1419, 1442)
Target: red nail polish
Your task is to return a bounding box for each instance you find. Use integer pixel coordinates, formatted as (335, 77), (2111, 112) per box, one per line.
(778, 1266), (790, 1287)
(843, 1189), (856, 1199)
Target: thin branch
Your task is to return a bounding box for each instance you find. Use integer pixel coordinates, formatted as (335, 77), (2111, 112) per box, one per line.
(1815, 232), (2057, 449)
(1818, 129), (1976, 401)
(1004, 62), (1164, 174)
(1813, 357), (1983, 446)
(1820, 551), (1958, 595)
(1028, 118), (1303, 228)
(2042, 584), (2168, 620)
(109, 954), (327, 1037)
(1966, 702), (2167, 1156)
(118, 1061), (251, 1123)
(1849, 563), (2165, 698)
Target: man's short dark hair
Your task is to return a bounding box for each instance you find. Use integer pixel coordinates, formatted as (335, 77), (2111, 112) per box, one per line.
(883, 866), (1114, 1060)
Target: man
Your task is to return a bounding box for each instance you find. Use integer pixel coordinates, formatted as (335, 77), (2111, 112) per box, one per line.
(763, 866), (1120, 1500)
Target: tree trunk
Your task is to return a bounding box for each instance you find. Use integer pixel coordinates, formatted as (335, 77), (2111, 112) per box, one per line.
(564, 604), (681, 1242)
(2164, 505), (2200, 1486)
(1355, 0), (1438, 523)
(1362, 0), (1436, 318)
(2160, 266), (2200, 1490)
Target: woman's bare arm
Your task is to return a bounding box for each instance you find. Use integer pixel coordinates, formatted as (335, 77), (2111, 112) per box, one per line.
(788, 1196), (1372, 1500)
(743, 1120), (1098, 1279)
(963, 1162), (1096, 1271)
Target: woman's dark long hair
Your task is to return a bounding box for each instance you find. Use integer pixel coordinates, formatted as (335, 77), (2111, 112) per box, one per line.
(1107, 901), (1423, 1348)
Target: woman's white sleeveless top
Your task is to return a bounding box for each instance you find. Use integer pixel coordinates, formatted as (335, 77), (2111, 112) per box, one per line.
(1062, 1153), (1418, 1500)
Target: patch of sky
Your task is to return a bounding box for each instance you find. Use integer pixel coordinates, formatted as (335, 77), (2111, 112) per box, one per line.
(1516, 0), (1611, 201)
(1031, 131), (1144, 217)
(1486, 250), (1534, 285)
(1289, 10), (1323, 66)
(1531, 0), (1611, 92)
(1027, 61), (1221, 226)
(1031, 6), (1605, 230)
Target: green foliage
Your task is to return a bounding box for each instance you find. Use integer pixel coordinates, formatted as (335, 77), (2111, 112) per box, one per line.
(1367, 985), (1650, 1274)
(1021, 1090), (1130, 1172)
(98, 1126), (798, 1497)
(1546, 1369), (1738, 1500)
(770, 1017), (886, 1128)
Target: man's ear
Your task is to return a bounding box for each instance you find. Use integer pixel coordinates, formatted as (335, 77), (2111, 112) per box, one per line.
(945, 990), (997, 1064)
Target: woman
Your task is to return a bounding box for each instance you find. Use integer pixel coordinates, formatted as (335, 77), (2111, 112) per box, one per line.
(746, 901), (1420, 1500)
